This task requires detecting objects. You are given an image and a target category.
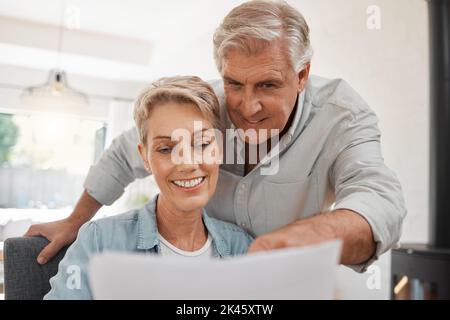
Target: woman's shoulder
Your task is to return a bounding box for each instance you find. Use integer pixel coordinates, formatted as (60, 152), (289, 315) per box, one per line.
(91, 208), (142, 226)
(78, 207), (146, 251)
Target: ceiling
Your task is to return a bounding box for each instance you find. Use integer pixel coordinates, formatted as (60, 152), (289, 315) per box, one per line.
(0, 0), (242, 42)
(0, 0), (246, 81)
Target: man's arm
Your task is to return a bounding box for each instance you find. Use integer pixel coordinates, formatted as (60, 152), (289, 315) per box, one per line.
(249, 104), (406, 271)
(248, 209), (376, 265)
(83, 127), (149, 205)
(25, 127), (147, 264)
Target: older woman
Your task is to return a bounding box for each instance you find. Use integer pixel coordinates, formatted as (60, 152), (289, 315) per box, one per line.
(44, 76), (253, 299)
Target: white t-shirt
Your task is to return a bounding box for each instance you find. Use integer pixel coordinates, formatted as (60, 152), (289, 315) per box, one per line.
(158, 233), (214, 258)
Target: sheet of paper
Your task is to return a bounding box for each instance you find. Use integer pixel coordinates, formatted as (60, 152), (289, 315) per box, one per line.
(88, 240), (342, 300)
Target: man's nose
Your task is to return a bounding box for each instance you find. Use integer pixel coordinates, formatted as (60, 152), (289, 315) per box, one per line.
(241, 89), (262, 118)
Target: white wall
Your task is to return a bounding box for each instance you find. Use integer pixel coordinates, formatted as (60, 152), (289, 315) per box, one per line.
(288, 0), (428, 299)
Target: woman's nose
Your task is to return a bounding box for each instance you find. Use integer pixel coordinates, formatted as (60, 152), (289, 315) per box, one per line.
(176, 161), (200, 173)
(177, 147), (203, 167)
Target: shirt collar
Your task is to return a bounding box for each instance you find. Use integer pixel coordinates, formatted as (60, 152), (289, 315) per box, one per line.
(201, 211), (230, 258)
(136, 194), (230, 257)
(136, 194), (159, 250)
(286, 89), (305, 138)
(228, 89), (305, 141)
(223, 90), (305, 170)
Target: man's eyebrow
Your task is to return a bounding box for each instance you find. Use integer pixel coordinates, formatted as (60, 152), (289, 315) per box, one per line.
(223, 76), (243, 85)
(256, 78), (283, 85)
(152, 136), (172, 140)
(224, 75), (283, 85)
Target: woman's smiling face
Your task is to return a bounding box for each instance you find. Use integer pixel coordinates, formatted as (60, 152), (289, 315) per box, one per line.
(138, 102), (220, 213)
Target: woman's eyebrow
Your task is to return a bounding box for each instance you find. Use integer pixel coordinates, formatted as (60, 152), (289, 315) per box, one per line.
(153, 129), (211, 142)
(193, 128), (212, 138)
(194, 128), (209, 134)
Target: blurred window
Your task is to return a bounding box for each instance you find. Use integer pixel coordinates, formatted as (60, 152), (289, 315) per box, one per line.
(0, 112), (106, 210)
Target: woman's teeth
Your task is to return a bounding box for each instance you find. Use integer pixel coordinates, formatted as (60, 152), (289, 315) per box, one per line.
(172, 177), (204, 188)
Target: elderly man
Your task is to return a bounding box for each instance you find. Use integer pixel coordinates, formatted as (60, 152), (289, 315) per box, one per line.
(26, 0), (406, 272)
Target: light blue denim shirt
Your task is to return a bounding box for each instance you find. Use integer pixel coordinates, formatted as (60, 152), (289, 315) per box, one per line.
(44, 195), (253, 300)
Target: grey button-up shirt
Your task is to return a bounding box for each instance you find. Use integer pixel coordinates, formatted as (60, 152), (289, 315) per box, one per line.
(84, 75), (406, 272)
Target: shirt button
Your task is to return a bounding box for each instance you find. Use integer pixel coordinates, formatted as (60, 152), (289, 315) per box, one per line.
(240, 184), (246, 190)
(284, 134), (292, 146)
(241, 222), (246, 228)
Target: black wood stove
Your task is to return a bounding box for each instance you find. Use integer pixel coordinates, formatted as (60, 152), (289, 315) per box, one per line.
(391, 0), (450, 300)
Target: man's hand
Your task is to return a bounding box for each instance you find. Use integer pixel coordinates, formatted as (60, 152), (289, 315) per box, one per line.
(24, 218), (81, 264)
(248, 216), (338, 253)
(248, 209), (376, 265)
(23, 190), (102, 264)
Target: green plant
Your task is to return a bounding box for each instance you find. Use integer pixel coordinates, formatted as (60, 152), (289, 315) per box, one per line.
(0, 114), (19, 164)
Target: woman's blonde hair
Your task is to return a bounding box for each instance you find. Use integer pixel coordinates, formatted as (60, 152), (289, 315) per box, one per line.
(133, 76), (220, 146)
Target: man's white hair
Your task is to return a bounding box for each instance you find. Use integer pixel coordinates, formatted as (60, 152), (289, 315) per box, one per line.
(213, 0), (313, 73)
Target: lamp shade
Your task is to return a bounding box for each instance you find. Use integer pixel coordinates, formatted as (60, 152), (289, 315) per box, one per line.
(21, 69), (89, 117)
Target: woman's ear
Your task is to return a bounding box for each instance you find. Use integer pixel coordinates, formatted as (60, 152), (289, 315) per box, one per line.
(297, 63), (311, 92)
(138, 143), (151, 172)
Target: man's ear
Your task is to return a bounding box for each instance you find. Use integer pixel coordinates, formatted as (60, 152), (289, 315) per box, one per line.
(138, 143), (151, 172)
(297, 63), (311, 92)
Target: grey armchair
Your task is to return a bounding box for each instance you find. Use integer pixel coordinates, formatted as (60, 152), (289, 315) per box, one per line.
(3, 236), (68, 300)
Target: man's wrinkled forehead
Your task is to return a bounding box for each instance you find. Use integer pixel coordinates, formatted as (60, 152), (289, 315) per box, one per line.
(221, 43), (291, 83)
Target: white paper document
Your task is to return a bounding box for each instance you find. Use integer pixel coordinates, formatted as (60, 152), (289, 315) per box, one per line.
(88, 240), (342, 300)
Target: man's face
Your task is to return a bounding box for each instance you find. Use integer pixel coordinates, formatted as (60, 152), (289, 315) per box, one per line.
(221, 40), (309, 144)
